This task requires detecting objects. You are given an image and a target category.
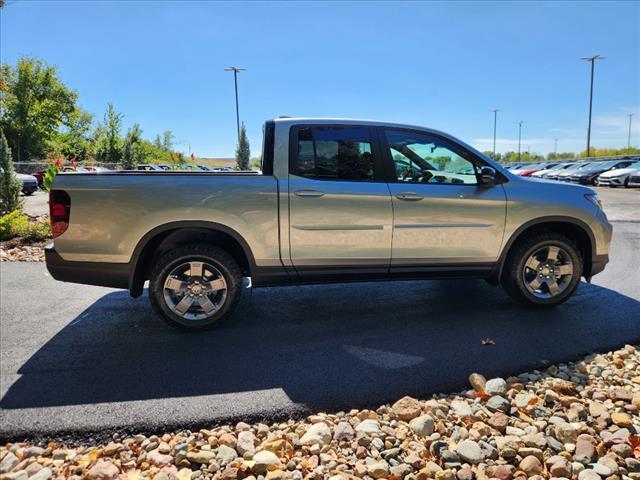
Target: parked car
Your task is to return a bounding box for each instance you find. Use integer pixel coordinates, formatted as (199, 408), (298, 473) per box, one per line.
(524, 162), (558, 177)
(45, 118), (612, 329)
(568, 159), (638, 185)
(531, 162), (575, 179)
(627, 171), (640, 188)
(0, 168), (38, 195)
(136, 164), (165, 171)
(513, 163), (559, 177)
(596, 162), (640, 187)
(554, 162), (595, 182)
(543, 162), (579, 180)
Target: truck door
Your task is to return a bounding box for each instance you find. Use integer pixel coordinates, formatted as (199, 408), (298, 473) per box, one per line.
(288, 125), (393, 275)
(381, 127), (507, 265)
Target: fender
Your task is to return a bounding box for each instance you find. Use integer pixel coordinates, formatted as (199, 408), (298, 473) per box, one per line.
(490, 215), (597, 283)
(128, 220), (257, 297)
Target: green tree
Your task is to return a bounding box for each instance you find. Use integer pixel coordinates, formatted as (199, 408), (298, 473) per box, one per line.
(547, 152), (576, 160)
(0, 129), (23, 214)
(94, 103), (123, 162)
(122, 123), (143, 169)
(162, 130), (174, 151)
(51, 108), (93, 161)
(0, 57), (78, 161)
(235, 123), (250, 170)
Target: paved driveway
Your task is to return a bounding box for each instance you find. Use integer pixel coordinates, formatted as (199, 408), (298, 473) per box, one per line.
(1, 188), (639, 441)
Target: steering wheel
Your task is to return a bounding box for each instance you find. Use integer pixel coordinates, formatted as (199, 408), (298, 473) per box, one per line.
(419, 171), (434, 183)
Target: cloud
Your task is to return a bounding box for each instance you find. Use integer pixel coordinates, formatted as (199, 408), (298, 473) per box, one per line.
(593, 108), (640, 137)
(471, 137), (548, 153)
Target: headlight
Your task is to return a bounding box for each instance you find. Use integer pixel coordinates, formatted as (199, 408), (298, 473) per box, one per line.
(585, 193), (602, 209)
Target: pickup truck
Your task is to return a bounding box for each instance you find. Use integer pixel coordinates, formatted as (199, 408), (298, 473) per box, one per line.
(46, 118), (612, 329)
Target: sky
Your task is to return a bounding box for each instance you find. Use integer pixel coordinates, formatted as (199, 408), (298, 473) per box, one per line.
(1, 1), (639, 157)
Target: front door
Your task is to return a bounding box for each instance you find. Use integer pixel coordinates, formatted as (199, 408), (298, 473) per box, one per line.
(381, 128), (506, 266)
(288, 125), (393, 271)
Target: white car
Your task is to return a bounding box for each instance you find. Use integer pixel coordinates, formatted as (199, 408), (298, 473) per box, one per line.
(596, 162), (640, 187)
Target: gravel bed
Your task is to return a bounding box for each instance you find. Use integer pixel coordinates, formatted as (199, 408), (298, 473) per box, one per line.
(0, 345), (638, 480)
(0, 239), (46, 262)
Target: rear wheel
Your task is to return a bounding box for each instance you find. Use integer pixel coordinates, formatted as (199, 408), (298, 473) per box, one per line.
(149, 244), (243, 330)
(501, 233), (582, 307)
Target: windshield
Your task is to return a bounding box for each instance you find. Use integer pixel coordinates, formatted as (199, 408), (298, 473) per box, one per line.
(584, 160), (617, 170)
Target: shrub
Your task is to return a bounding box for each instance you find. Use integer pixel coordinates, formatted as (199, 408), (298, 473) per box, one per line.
(42, 162), (60, 192)
(0, 211), (51, 242)
(0, 130), (23, 215)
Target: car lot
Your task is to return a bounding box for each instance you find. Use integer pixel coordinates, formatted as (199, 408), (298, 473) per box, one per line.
(1, 187), (639, 442)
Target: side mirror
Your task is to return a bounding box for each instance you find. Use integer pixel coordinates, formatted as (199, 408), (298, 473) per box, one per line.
(479, 166), (497, 185)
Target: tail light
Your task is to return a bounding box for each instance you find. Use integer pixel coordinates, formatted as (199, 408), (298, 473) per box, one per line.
(49, 190), (71, 238)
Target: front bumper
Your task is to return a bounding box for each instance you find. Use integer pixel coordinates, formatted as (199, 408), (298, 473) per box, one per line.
(45, 246), (130, 290)
(597, 176), (624, 186)
(589, 254), (609, 279)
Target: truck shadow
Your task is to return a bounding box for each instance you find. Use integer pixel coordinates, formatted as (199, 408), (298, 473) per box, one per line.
(2, 280), (640, 411)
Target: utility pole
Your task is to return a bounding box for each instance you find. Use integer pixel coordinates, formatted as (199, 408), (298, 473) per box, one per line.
(628, 113), (634, 150)
(224, 66), (246, 144)
(581, 55), (605, 158)
(491, 109), (500, 159)
(515, 121), (524, 162)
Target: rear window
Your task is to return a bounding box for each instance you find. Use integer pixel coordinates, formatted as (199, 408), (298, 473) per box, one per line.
(293, 126), (375, 181)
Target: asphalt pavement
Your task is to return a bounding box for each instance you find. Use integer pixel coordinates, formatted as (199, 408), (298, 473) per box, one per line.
(1, 187), (639, 442)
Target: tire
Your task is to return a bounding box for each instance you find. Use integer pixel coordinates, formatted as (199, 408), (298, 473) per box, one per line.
(501, 233), (583, 308)
(149, 244), (243, 330)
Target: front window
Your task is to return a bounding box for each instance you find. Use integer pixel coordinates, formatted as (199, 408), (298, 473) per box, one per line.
(385, 130), (479, 184)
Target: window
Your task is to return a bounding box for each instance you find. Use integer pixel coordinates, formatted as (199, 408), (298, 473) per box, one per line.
(385, 130), (479, 185)
(294, 127), (375, 181)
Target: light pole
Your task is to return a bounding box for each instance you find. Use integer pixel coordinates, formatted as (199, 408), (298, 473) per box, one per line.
(628, 113), (634, 150)
(224, 66), (246, 143)
(554, 138), (558, 155)
(581, 55), (605, 158)
(491, 109), (500, 159)
(515, 121), (524, 162)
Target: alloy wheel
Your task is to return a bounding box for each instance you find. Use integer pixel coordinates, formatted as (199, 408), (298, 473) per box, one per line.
(162, 261), (227, 320)
(522, 245), (574, 299)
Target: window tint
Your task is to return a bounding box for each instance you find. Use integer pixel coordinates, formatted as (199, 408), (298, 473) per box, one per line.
(385, 130), (479, 184)
(294, 127), (375, 181)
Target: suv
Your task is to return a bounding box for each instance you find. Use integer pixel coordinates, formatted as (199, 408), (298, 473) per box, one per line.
(45, 118), (613, 329)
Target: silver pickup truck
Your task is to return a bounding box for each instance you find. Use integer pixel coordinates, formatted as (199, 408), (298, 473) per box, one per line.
(46, 118), (612, 329)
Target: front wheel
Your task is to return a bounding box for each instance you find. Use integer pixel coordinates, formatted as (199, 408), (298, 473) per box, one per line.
(149, 244), (243, 330)
(501, 233), (583, 307)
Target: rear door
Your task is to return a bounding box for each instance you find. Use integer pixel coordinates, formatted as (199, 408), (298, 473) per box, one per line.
(288, 125), (393, 272)
(381, 128), (507, 266)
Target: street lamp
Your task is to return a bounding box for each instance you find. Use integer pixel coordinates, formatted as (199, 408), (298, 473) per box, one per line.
(628, 113), (634, 150)
(224, 66), (246, 143)
(581, 55), (605, 158)
(515, 121), (525, 162)
(490, 109), (500, 159)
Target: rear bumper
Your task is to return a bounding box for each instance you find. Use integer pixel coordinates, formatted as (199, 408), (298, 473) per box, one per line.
(45, 246), (130, 290)
(21, 183), (38, 194)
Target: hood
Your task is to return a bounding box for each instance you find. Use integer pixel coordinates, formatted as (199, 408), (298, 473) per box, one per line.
(598, 166), (640, 178)
(524, 176), (595, 193)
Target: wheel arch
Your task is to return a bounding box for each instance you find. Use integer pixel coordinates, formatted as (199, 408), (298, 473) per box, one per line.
(128, 221), (256, 297)
(492, 216), (596, 283)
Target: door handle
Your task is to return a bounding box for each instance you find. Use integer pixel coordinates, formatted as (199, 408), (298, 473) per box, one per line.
(395, 192), (423, 201)
(294, 189), (325, 198)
